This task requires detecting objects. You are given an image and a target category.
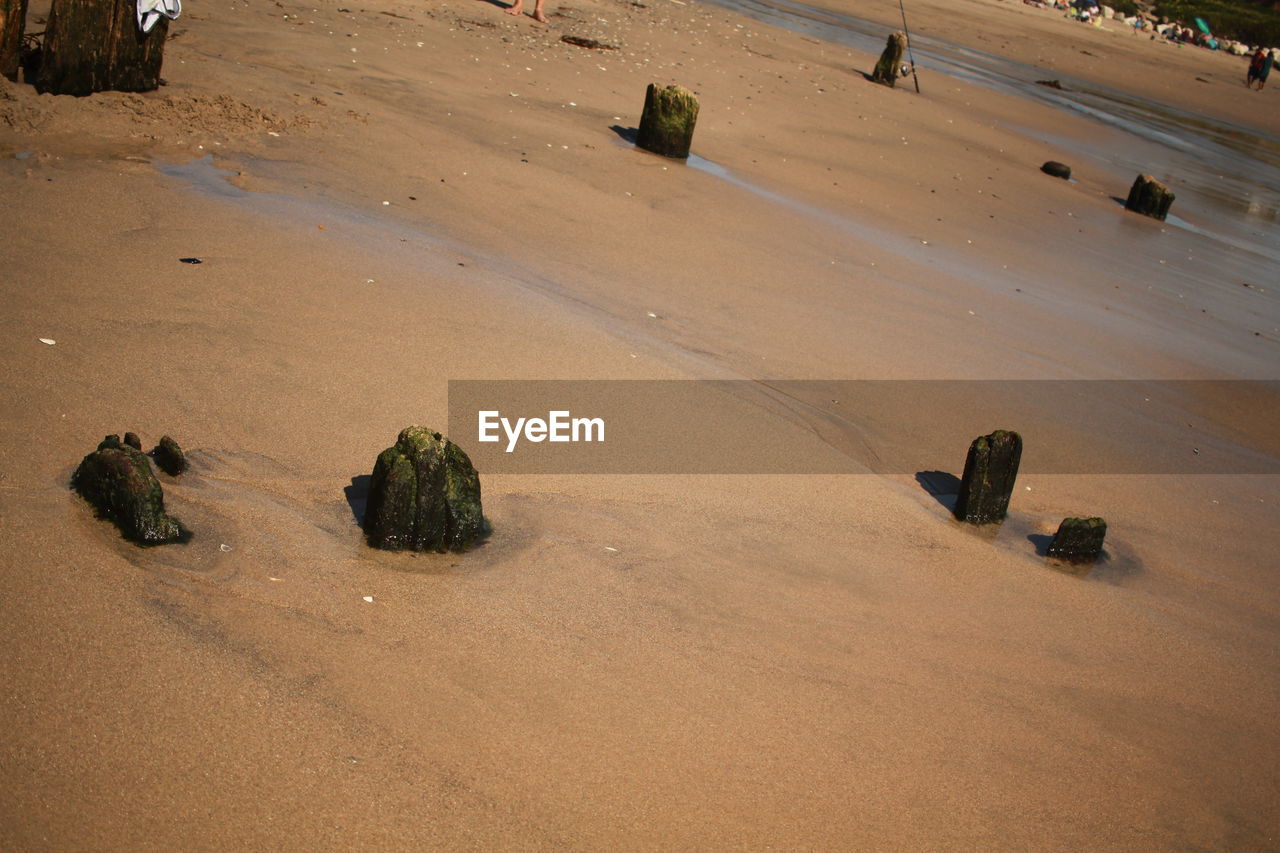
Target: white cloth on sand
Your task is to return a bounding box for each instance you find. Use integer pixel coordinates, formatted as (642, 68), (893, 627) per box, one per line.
(137, 0), (181, 33)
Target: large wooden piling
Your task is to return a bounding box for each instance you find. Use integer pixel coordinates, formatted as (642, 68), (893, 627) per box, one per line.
(954, 429), (1022, 525)
(363, 426), (485, 553)
(72, 434), (189, 545)
(1124, 174), (1175, 221)
(36, 0), (168, 96)
(636, 83), (699, 159)
(0, 0), (27, 81)
(871, 31), (907, 87)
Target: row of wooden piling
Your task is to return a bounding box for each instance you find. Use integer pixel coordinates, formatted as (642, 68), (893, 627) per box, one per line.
(74, 424), (1107, 568)
(0, 8), (1178, 229)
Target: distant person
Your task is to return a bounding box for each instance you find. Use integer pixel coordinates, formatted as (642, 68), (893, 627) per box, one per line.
(507, 0), (547, 23)
(1246, 47), (1270, 89)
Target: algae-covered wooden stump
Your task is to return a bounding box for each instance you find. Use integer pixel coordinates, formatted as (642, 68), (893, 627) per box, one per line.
(954, 429), (1022, 525)
(153, 435), (187, 476)
(72, 434), (189, 545)
(0, 0), (27, 81)
(363, 426), (485, 553)
(870, 31), (907, 87)
(36, 0), (168, 95)
(1124, 174), (1174, 221)
(636, 83), (699, 159)
(1046, 517), (1107, 564)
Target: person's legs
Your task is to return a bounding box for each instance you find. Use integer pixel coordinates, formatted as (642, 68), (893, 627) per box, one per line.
(506, 0), (524, 15)
(532, 0), (546, 22)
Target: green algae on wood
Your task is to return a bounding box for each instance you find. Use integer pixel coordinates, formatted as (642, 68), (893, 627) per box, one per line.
(870, 31), (907, 87)
(1124, 174), (1174, 221)
(35, 0), (168, 96)
(72, 434), (189, 545)
(362, 426), (485, 553)
(953, 429), (1022, 525)
(1047, 517), (1107, 565)
(636, 83), (699, 159)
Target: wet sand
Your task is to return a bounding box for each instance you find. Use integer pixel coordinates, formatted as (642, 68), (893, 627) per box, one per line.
(2, 0), (1278, 847)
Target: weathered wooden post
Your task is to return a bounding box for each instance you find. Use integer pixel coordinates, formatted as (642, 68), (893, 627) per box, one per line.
(1124, 174), (1174, 220)
(1046, 517), (1107, 564)
(0, 0), (26, 81)
(636, 83), (699, 159)
(953, 429), (1022, 525)
(870, 31), (907, 87)
(363, 426), (486, 553)
(35, 0), (168, 96)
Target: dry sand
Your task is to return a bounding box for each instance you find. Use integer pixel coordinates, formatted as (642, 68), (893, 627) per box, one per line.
(2, 0), (1278, 847)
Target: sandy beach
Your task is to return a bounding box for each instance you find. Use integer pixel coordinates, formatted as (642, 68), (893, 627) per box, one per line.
(2, 0), (1278, 847)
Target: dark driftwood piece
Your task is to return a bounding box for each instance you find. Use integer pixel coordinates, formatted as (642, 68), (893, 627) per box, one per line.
(560, 35), (617, 50)
(870, 31), (907, 87)
(954, 429), (1022, 525)
(1125, 174), (1175, 220)
(636, 83), (699, 159)
(0, 0), (26, 80)
(1047, 517), (1107, 564)
(36, 0), (168, 96)
(1041, 161), (1071, 179)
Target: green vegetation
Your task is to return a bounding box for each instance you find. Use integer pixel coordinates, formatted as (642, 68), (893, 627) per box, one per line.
(1153, 0), (1280, 46)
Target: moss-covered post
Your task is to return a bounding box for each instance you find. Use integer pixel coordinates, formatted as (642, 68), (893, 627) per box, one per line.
(871, 31), (907, 87)
(153, 435), (188, 476)
(1124, 174), (1174, 220)
(1046, 517), (1107, 564)
(636, 83), (699, 159)
(953, 429), (1022, 525)
(35, 0), (168, 96)
(0, 0), (27, 81)
(72, 434), (189, 545)
(363, 426), (485, 553)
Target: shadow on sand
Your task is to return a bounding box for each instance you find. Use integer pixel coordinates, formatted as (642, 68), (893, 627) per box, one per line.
(609, 125), (639, 144)
(915, 470), (959, 513)
(1027, 532), (1053, 556)
(344, 475), (370, 526)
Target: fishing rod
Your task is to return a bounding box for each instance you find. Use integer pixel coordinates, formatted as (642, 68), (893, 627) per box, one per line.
(898, 0), (921, 93)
